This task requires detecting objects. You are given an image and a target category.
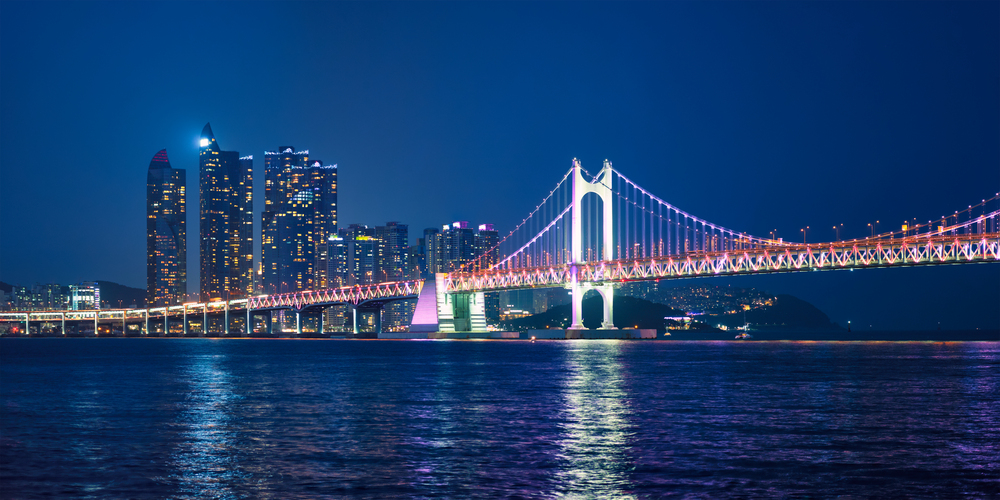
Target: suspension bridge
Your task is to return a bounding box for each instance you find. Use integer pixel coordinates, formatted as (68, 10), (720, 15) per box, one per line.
(2, 159), (998, 338)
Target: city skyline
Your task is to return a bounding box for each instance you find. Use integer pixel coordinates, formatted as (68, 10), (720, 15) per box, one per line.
(1, 2), (998, 330)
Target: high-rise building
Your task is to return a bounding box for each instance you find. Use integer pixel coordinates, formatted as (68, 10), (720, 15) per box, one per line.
(407, 236), (428, 280)
(348, 236), (379, 286)
(375, 222), (408, 282)
(426, 222), (498, 274)
(262, 147), (305, 294)
(198, 123), (252, 301)
(233, 155), (254, 298)
(260, 148), (337, 294)
(473, 223), (499, 271)
(146, 149), (186, 307)
(69, 282), (100, 310)
(319, 235), (349, 288)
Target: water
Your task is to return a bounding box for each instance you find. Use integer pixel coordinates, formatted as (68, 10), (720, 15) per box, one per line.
(1, 338), (998, 498)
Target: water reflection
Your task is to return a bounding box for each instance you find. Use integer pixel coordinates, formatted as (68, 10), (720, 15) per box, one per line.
(168, 348), (241, 498)
(3, 339), (998, 498)
(556, 341), (635, 498)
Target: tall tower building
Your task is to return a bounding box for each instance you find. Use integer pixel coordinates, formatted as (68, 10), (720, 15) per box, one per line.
(261, 147), (306, 294)
(146, 149), (186, 307)
(375, 222), (408, 282)
(426, 222), (498, 273)
(199, 123), (252, 301)
(260, 148), (337, 294)
(232, 155), (254, 298)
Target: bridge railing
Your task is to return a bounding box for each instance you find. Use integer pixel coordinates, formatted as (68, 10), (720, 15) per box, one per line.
(0, 281), (424, 322)
(247, 280), (423, 310)
(445, 232), (1000, 292)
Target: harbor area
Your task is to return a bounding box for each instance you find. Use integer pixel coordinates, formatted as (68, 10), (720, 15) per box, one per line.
(378, 329), (656, 340)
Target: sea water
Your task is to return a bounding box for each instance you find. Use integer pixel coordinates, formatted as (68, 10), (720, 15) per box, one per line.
(1, 338), (997, 498)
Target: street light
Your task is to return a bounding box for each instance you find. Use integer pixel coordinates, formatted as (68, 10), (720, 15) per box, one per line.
(868, 220), (880, 238)
(800, 226), (809, 244)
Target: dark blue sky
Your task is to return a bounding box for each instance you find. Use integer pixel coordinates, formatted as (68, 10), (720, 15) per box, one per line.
(1, 1), (997, 330)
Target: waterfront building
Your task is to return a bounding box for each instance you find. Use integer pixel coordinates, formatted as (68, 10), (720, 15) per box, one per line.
(261, 147), (306, 294)
(233, 155), (254, 298)
(425, 222), (499, 274)
(407, 236), (428, 280)
(260, 148), (337, 295)
(10, 283), (70, 311)
(348, 236), (379, 286)
(375, 222), (408, 282)
(146, 149), (186, 307)
(320, 235), (349, 288)
(198, 123), (252, 301)
(69, 282), (100, 310)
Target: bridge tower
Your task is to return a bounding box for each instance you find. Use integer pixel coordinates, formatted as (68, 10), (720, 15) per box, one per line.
(569, 158), (615, 330)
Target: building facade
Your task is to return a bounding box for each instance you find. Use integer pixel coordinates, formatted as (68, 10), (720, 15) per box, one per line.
(260, 147), (337, 295)
(69, 282), (100, 310)
(425, 222), (499, 274)
(375, 222), (408, 282)
(146, 149), (186, 307)
(198, 123), (252, 301)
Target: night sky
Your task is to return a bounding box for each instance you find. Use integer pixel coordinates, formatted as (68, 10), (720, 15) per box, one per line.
(1, 2), (997, 330)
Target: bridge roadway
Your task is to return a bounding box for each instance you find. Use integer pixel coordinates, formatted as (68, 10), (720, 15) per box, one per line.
(2, 233), (996, 337)
(446, 233), (1000, 291)
(0, 280), (422, 337)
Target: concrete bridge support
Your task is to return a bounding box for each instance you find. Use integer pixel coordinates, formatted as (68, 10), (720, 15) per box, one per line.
(410, 275), (486, 334)
(435, 291), (485, 333)
(353, 305), (383, 337)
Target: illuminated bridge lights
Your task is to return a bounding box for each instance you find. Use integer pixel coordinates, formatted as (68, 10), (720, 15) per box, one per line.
(444, 233), (1000, 293)
(0, 281), (423, 325)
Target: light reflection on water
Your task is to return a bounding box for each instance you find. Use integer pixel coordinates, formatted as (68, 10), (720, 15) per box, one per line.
(556, 342), (634, 498)
(1, 339), (998, 498)
(168, 351), (240, 498)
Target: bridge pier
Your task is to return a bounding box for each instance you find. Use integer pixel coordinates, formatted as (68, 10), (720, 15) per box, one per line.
(351, 305), (383, 337)
(569, 158), (616, 330)
(250, 310), (273, 336)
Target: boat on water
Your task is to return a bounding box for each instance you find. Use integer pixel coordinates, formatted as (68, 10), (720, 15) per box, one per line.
(734, 333), (753, 340)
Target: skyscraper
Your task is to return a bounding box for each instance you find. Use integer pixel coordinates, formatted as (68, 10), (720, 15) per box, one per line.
(146, 149), (186, 307)
(261, 147), (307, 294)
(232, 155), (254, 298)
(425, 222), (498, 274)
(375, 222), (408, 282)
(199, 123), (252, 301)
(260, 148), (337, 294)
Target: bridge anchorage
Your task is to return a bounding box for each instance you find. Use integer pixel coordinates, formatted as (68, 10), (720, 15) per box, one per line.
(1, 160), (996, 339)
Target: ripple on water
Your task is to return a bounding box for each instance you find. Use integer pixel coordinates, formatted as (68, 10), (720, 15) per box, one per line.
(1, 338), (998, 498)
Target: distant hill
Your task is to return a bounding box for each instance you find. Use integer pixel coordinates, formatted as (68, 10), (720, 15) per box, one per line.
(499, 295), (718, 333)
(97, 281), (145, 309)
(0, 280), (144, 308)
(709, 294), (842, 331)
